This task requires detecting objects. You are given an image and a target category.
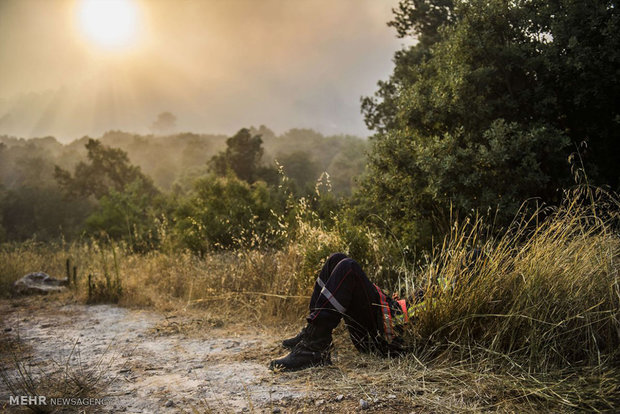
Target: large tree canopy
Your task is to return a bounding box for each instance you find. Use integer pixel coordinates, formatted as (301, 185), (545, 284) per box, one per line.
(54, 138), (158, 199)
(210, 128), (267, 183)
(54, 139), (160, 248)
(359, 0), (620, 252)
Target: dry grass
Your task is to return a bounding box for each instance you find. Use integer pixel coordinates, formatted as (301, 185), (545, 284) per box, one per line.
(408, 191), (619, 364)
(1, 188), (618, 411)
(0, 242), (319, 323)
(397, 188), (620, 410)
(0, 336), (116, 413)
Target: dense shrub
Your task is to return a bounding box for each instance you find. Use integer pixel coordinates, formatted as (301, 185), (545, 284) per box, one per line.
(174, 175), (287, 253)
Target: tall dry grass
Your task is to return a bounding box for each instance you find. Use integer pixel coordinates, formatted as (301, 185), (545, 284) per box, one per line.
(405, 189), (619, 372)
(0, 232), (343, 324)
(1, 187), (618, 410)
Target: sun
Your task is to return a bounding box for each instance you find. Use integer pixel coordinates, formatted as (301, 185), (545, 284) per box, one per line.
(77, 0), (140, 49)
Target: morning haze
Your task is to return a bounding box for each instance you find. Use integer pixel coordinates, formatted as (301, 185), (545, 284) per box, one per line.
(2, 1), (619, 411)
(0, 0), (406, 141)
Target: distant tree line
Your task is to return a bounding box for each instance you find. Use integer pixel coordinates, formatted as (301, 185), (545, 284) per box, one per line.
(0, 128), (367, 248)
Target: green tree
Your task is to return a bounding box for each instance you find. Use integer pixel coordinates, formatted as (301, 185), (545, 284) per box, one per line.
(54, 139), (158, 199)
(150, 111), (177, 133)
(361, 0), (455, 134)
(84, 178), (164, 250)
(210, 128), (270, 183)
(277, 151), (321, 194)
(174, 175), (285, 253)
(326, 138), (367, 195)
(0, 185), (92, 242)
(359, 0), (619, 252)
(54, 139), (161, 248)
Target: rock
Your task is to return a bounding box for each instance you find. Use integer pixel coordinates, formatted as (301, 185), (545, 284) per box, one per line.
(315, 399), (325, 406)
(13, 272), (68, 295)
(360, 399), (370, 410)
(164, 399), (174, 407)
(388, 394), (397, 399)
(335, 394), (344, 402)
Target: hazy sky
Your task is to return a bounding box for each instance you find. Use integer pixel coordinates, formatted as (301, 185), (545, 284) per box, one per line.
(0, 0), (408, 141)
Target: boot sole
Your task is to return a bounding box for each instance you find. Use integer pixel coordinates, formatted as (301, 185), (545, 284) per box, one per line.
(269, 359), (332, 372)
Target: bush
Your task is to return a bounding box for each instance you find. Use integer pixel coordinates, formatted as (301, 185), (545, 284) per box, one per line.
(84, 178), (164, 251)
(174, 175), (287, 253)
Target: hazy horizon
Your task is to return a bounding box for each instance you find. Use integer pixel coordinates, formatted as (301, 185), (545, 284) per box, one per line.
(0, 0), (411, 142)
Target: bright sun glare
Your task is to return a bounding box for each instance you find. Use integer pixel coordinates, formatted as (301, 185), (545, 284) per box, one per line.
(78, 0), (140, 49)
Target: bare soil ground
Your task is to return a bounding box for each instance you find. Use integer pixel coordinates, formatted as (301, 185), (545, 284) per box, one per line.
(0, 297), (415, 413)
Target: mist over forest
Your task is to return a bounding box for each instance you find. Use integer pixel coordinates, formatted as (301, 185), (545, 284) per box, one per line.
(0, 127), (366, 244)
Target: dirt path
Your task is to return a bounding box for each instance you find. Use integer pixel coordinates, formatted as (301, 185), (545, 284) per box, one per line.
(0, 298), (319, 413)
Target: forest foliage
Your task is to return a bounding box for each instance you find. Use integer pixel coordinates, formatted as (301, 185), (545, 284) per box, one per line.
(0, 128), (366, 251)
(359, 0), (619, 253)
(0, 0), (618, 262)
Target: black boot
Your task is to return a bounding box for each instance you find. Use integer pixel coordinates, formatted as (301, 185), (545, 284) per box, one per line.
(282, 325), (308, 350)
(269, 324), (333, 372)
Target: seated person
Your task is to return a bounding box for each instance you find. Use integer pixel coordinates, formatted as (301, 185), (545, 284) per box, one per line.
(269, 252), (423, 372)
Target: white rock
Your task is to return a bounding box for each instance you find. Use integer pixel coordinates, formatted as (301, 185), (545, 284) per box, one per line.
(13, 272), (68, 295)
